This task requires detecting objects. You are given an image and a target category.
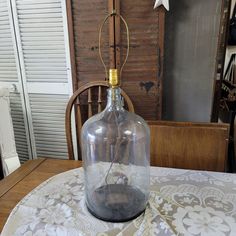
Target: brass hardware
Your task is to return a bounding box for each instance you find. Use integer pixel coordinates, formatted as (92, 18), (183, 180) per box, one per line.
(109, 69), (119, 88)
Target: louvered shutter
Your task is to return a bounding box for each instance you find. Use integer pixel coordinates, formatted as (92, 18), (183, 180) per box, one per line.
(0, 0), (31, 162)
(11, 0), (74, 159)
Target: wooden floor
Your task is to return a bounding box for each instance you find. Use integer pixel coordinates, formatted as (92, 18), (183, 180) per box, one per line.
(0, 158), (82, 232)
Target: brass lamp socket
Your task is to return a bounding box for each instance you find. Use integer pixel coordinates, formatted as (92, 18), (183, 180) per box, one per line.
(109, 69), (119, 88)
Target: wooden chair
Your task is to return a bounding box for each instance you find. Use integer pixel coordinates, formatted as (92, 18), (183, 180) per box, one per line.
(148, 121), (230, 172)
(0, 154), (3, 180)
(65, 81), (134, 160)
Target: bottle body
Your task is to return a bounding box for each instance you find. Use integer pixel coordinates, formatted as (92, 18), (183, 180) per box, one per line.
(81, 88), (150, 222)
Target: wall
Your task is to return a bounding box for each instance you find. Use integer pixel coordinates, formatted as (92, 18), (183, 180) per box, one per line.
(162, 0), (222, 122)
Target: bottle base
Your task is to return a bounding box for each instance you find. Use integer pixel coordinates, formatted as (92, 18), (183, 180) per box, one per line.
(86, 184), (147, 222)
(87, 204), (145, 222)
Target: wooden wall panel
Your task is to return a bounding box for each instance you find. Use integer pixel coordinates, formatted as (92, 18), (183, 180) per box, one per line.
(71, 0), (109, 85)
(68, 0), (165, 120)
(120, 2), (165, 119)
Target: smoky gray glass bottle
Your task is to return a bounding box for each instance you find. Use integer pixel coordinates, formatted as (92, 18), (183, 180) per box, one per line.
(81, 87), (150, 222)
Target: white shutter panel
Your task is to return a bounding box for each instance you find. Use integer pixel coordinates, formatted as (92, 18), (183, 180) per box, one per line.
(0, 0), (31, 162)
(16, 0), (68, 84)
(11, 0), (73, 159)
(29, 94), (68, 158)
(0, 0), (18, 83)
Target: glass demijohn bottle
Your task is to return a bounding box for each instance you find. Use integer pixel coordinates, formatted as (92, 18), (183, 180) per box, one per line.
(81, 69), (150, 222)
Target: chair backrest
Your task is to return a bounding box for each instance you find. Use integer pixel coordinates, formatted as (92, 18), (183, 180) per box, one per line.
(148, 120), (230, 172)
(0, 87), (21, 177)
(66, 81), (134, 160)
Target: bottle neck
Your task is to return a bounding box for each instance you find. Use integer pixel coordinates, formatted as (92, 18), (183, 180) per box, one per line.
(106, 87), (124, 111)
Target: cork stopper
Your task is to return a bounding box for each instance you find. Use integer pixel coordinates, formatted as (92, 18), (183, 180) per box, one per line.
(109, 69), (119, 88)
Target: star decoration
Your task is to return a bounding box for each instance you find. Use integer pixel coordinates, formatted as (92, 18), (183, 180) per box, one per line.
(154, 0), (169, 11)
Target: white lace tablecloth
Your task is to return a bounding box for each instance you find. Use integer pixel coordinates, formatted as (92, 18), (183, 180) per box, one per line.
(2, 166), (236, 236)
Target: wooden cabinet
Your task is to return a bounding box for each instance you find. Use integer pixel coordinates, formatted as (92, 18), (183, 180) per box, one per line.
(67, 0), (165, 120)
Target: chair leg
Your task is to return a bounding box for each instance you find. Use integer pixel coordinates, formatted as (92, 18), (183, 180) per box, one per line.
(227, 111), (236, 173)
(0, 158), (4, 180)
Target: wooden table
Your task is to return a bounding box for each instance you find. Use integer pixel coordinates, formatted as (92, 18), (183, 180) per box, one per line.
(0, 158), (82, 232)
(2, 160), (236, 235)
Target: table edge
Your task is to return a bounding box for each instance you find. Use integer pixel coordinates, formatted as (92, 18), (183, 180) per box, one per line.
(0, 158), (46, 198)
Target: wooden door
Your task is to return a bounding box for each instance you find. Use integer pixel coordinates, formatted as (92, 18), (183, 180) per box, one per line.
(67, 0), (165, 120)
